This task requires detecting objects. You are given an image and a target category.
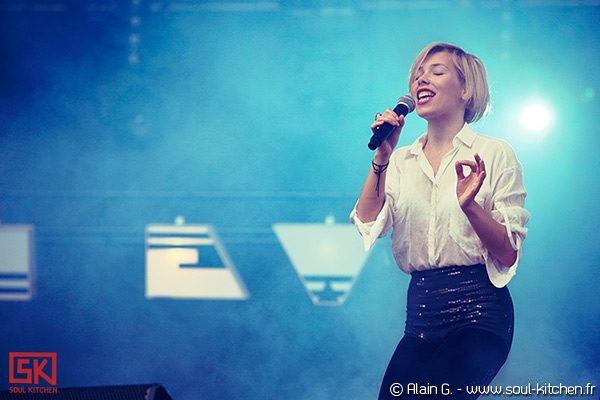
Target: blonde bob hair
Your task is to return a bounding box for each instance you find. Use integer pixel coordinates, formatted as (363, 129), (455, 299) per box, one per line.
(408, 43), (491, 124)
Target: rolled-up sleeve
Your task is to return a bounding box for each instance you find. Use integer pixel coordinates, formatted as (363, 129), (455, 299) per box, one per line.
(486, 161), (530, 288)
(349, 195), (394, 251)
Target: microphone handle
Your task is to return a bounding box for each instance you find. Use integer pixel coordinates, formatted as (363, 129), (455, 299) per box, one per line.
(368, 103), (410, 150)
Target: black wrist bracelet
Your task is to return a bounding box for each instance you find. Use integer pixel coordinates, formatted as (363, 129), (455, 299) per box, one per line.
(372, 160), (389, 197)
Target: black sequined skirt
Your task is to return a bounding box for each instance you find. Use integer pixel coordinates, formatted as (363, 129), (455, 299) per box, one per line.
(405, 264), (514, 350)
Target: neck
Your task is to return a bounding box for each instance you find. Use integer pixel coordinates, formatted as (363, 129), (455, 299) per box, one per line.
(425, 113), (466, 151)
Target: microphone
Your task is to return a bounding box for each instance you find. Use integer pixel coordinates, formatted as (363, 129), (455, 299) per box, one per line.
(368, 95), (416, 150)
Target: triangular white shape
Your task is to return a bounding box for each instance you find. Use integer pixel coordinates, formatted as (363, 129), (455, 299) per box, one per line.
(273, 223), (372, 306)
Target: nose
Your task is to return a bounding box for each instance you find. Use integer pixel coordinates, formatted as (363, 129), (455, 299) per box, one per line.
(417, 73), (429, 85)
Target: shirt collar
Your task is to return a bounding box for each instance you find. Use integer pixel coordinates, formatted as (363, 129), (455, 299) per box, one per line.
(409, 123), (476, 156)
(409, 134), (427, 156)
(453, 123), (476, 148)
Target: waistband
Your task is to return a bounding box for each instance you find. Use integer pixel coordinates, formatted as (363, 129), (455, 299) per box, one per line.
(406, 264), (514, 349)
(410, 264), (487, 280)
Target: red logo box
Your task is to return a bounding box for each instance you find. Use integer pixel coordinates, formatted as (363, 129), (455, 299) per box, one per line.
(9, 353), (57, 386)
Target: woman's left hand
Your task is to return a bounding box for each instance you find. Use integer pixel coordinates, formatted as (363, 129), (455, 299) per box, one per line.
(455, 153), (486, 210)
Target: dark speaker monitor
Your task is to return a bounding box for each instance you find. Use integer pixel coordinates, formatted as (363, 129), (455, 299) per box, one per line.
(0, 383), (173, 400)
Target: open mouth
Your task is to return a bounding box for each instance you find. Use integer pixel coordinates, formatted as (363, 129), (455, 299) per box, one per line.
(417, 89), (435, 105)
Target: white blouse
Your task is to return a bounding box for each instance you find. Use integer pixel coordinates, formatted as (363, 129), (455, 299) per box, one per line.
(350, 123), (529, 288)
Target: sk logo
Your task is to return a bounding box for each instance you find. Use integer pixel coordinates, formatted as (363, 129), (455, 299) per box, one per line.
(273, 223), (372, 306)
(145, 224), (248, 300)
(9, 353), (57, 386)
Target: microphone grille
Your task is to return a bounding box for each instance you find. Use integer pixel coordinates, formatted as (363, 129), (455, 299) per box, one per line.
(397, 95), (416, 113)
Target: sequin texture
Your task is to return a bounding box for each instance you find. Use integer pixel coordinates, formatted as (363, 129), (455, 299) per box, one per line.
(405, 264), (514, 350)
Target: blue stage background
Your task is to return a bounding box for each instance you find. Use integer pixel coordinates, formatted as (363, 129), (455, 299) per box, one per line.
(1, 1), (599, 399)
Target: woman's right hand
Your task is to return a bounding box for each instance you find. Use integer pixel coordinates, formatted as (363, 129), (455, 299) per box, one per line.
(370, 109), (405, 161)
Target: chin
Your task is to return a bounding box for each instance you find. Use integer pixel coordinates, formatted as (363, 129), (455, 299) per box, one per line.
(415, 108), (431, 120)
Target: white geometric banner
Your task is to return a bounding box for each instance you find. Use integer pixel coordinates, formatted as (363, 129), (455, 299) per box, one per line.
(0, 224), (35, 301)
(145, 224), (248, 300)
(273, 223), (372, 306)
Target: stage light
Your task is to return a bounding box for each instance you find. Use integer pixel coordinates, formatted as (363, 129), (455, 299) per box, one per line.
(521, 102), (554, 133)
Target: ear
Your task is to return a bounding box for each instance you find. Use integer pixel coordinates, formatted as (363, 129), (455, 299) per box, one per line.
(460, 85), (469, 102)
